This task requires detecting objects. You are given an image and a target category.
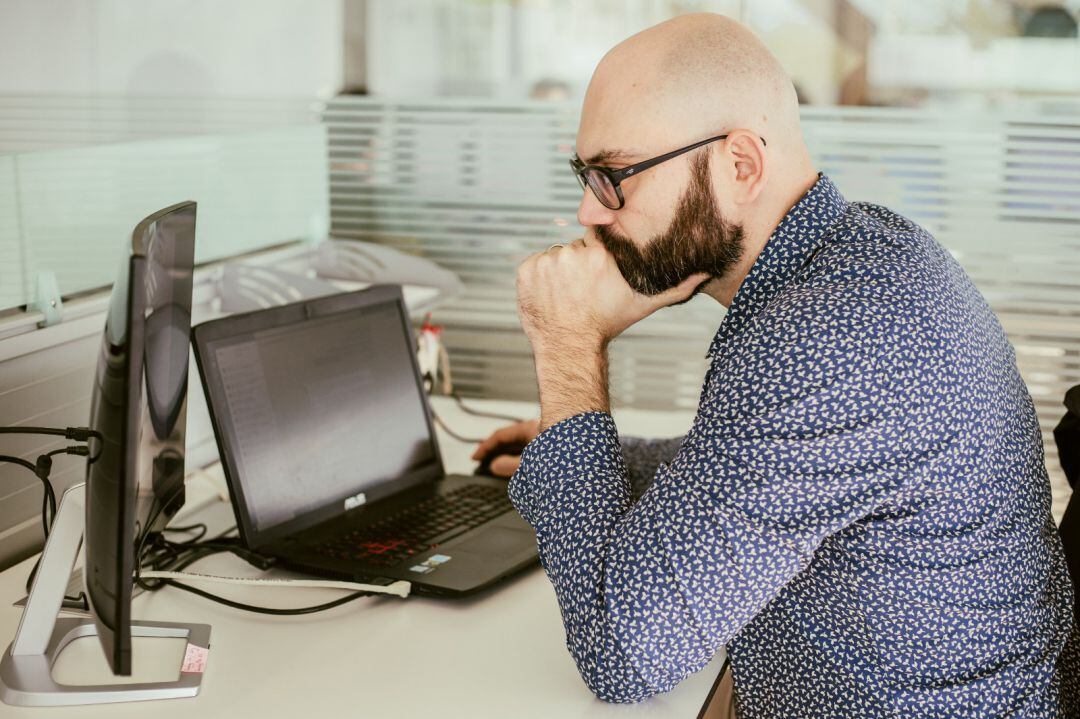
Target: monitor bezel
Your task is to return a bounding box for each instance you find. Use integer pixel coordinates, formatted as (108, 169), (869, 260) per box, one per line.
(84, 200), (196, 676)
(191, 284), (447, 551)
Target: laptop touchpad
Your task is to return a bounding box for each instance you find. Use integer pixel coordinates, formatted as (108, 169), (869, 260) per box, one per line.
(453, 526), (533, 559)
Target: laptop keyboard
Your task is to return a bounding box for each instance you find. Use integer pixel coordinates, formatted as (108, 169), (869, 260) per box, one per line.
(312, 484), (513, 567)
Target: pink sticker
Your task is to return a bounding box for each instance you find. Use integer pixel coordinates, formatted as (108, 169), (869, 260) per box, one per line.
(181, 643), (209, 674)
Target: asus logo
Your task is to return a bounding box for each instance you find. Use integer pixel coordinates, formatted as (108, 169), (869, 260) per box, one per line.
(344, 492), (367, 511)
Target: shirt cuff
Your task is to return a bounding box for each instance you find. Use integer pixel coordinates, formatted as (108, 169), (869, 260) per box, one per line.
(508, 411), (627, 528)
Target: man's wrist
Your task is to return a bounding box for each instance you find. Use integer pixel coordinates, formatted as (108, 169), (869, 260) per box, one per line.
(533, 341), (610, 431)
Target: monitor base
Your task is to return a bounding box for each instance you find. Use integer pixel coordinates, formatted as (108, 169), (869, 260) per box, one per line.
(0, 618), (210, 707)
(0, 483), (211, 707)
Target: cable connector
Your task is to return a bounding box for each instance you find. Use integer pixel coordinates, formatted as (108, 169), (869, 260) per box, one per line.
(34, 455), (52, 481)
(44, 445), (91, 461)
(230, 546), (277, 571)
(64, 426), (100, 442)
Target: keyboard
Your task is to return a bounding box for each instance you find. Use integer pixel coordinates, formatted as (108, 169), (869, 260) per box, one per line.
(313, 484), (513, 567)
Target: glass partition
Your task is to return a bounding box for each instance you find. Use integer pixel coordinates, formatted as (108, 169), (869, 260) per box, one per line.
(0, 157), (21, 311)
(1, 124), (329, 312)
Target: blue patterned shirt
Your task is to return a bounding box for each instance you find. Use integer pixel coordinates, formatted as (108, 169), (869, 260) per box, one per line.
(509, 175), (1078, 717)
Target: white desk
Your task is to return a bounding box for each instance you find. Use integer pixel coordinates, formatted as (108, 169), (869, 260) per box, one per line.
(0, 397), (724, 718)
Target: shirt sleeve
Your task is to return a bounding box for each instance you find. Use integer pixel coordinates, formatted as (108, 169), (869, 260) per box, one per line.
(620, 435), (685, 499)
(507, 292), (955, 703)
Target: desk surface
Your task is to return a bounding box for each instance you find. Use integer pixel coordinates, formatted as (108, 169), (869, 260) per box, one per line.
(0, 397), (723, 718)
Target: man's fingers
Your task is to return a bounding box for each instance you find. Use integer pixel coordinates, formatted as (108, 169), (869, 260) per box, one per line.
(471, 421), (536, 459)
(472, 425), (521, 459)
(489, 454), (522, 478)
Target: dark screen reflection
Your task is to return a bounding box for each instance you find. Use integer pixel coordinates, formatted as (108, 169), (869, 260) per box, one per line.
(143, 210), (195, 441)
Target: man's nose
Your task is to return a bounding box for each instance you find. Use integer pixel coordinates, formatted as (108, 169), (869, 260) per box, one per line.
(576, 189), (617, 228)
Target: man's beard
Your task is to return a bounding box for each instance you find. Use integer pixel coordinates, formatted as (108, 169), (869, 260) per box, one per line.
(595, 152), (743, 296)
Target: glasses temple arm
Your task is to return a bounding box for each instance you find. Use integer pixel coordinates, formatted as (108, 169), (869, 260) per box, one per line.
(610, 135), (729, 182)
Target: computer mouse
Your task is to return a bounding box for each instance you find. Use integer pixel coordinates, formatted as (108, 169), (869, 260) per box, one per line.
(474, 441), (529, 478)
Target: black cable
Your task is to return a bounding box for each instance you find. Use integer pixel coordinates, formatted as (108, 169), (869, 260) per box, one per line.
(46, 447), (82, 458)
(433, 392), (530, 444)
(164, 523), (207, 533)
(1, 448), (89, 607)
(5, 428), (153, 611)
(0, 454), (36, 472)
(156, 533), (374, 614)
(41, 490), (50, 542)
(2, 442), (92, 540)
(133, 485), (191, 591)
(162, 522), (208, 543)
(131, 493), (378, 614)
(160, 579), (374, 616)
(42, 447), (90, 529)
(36, 458), (56, 531)
(7, 425), (386, 615)
(31, 450), (83, 603)
(0, 427), (67, 438)
(0, 454), (54, 537)
(0, 426), (103, 443)
(431, 412), (486, 444)
(0, 426), (102, 464)
(137, 531), (376, 614)
(451, 391), (526, 423)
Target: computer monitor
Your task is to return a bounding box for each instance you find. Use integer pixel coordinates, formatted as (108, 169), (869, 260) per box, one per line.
(0, 201), (210, 707)
(85, 200), (197, 675)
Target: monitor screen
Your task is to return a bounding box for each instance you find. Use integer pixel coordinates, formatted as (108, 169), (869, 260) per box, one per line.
(199, 297), (437, 536)
(85, 202), (196, 676)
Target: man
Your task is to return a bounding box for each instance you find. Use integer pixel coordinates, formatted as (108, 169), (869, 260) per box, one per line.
(472, 13), (1078, 718)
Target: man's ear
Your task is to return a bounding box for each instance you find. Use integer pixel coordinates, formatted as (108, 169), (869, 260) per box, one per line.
(724, 130), (767, 206)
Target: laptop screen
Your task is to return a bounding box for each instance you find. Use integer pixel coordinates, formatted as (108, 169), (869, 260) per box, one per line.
(199, 296), (438, 536)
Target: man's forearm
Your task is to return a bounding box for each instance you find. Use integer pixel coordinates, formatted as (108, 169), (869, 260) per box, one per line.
(534, 343), (610, 431)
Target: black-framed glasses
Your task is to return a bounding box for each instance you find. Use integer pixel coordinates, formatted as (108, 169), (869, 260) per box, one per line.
(569, 133), (766, 210)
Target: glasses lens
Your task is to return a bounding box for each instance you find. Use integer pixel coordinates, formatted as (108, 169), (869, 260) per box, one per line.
(584, 169), (620, 209)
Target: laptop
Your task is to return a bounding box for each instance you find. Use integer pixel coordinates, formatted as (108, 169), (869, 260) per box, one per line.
(191, 285), (538, 596)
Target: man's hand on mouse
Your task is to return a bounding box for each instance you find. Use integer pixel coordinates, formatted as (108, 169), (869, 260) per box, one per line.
(472, 419), (539, 478)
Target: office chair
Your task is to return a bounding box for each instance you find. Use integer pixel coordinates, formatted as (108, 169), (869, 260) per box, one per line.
(1054, 385), (1080, 622)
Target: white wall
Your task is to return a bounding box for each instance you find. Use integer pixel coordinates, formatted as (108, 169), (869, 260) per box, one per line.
(0, 0), (344, 98)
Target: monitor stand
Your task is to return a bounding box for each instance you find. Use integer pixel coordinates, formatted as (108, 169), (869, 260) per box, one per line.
(0, 483), (211, 706)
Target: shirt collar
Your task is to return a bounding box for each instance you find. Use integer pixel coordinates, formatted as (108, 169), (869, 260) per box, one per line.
(706, 173), (848, 360)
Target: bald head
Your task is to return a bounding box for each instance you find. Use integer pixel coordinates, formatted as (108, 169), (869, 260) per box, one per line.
(575, 14), (820, 307)
(580, 13), (806, 169)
